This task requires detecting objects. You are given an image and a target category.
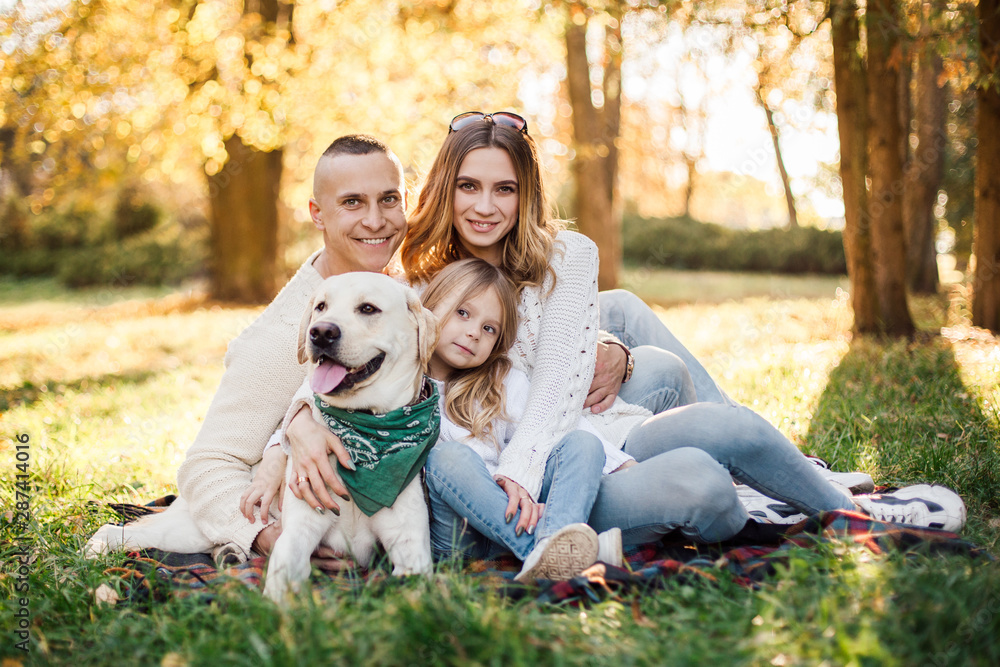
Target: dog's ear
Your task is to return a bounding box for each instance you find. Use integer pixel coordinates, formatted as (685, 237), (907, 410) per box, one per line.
(406, 289), (440, 370)
(297, 292), (316, 365)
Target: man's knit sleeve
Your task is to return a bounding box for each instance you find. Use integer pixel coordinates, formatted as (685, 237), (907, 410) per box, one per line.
(176, 260), (321, 553)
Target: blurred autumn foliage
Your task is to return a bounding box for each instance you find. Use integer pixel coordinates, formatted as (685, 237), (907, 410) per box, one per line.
(0, 0), (995, 331)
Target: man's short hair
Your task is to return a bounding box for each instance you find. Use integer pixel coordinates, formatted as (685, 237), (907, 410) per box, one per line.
(322, 135), (391, 159)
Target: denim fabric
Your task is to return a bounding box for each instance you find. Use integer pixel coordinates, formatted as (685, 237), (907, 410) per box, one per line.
(424, 430), (605, 561)
(616, 345), (697, 414)
(595, 290), (856, 544)
(623, 402), (858, 516)
(600, 289), (736, 406)
(588, 446), (750, 544)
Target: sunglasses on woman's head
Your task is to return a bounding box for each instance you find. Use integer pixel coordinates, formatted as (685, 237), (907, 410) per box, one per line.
(449, 111), (528, 135)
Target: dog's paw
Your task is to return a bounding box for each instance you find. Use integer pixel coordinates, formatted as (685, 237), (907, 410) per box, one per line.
(84, 525), (117, 558)
(262, 573), (301, 606)
(391, 556), (433, 577)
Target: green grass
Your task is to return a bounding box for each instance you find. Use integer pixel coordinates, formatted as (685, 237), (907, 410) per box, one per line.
(2, 271), (999, 665)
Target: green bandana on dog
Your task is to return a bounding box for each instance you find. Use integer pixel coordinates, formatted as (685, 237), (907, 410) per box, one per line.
(313, 378), (440, 517)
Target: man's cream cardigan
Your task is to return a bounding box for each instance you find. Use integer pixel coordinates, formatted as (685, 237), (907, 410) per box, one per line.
(176, 252), (323, 554)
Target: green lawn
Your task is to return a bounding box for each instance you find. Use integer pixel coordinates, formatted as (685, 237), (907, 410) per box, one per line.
(2, 272), (999, 666)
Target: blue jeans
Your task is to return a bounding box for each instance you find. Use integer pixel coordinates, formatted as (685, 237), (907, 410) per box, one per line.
(600, 289), (735, 406)
(425, 431), (605, 561)
(589, 405), (858, 546)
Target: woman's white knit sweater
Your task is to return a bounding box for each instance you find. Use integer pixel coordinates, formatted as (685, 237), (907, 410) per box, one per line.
(175, 252), (323, 554)
(495, 231), (649, 499)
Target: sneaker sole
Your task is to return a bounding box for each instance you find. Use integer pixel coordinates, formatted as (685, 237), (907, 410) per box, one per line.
(857, 484), (967, 531)
(516, 525), (598, 582)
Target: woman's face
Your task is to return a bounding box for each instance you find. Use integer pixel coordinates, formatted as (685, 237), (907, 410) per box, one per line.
(452, 147), (519, 265)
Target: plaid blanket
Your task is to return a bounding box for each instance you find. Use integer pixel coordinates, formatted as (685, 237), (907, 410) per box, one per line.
(94, 498), (989, 608)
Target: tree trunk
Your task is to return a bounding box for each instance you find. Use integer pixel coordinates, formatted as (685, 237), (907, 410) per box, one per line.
(865, 0), (914, 336)
(973, 0), (1000, 332)
(208, 136), (283, 302)
(565, 4), (621, 290)
(831, 0), (879, 333)
(683, 155), (696, 217)
(206, 0), (292, 302)
(756, 89), (798, 229)
(902, 47), (944, 294)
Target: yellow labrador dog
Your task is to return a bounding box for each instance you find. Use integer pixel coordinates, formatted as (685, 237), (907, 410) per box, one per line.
(86, 273), (438, 601)
(263, 273), (438, 602)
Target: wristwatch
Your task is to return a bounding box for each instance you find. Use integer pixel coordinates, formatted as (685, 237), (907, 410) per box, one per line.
(608, 341), (634, 383)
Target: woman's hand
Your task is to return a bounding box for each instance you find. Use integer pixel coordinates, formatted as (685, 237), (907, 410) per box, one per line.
(495, 475), (543, 537)
(286, 405), (355, 514)
(240, 446), (287, 524)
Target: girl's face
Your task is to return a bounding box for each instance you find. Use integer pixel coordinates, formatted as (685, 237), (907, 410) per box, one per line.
(427, 286), (504, 379)
(451, 147), (519, 265)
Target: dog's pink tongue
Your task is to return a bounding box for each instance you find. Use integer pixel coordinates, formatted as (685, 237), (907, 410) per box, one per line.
(312, 360), (348, 395)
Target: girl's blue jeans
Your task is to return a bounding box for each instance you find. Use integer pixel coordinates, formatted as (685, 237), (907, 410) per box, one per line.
(424, 430), (605, 561)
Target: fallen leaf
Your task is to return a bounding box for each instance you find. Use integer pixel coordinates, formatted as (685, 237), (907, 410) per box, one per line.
(94, 584), (119, 607)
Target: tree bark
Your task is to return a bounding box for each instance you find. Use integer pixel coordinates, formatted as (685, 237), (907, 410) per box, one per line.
(865, 0), (914, 336)
(565, 3), (621, 290)
(206, 0), (292, 302)
(831, 0), (879, 333)
(902, 47), (944, 294)
(208, 136), (283, 302)
(973, 0), (1000, 332)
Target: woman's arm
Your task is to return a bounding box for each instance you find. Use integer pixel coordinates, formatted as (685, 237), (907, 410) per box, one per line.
(494, 232), (601, 499)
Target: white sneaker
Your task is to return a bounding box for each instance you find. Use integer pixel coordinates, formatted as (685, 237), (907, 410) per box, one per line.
(737, 485), (808, 525)
(514, 523), (598, 583)
(596, 527), (623, 568)
(854, 484), (966, 531)
(806, 456), (875, 494)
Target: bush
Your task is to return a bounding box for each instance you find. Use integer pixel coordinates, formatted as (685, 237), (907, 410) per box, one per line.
(622, 214), (847, 274)
(112, 187), (161, 240)
(56, 222), (206, 288)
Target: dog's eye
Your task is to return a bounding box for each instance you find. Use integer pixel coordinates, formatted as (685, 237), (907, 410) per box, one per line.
(358, 303), (381, 315)
(315, 302), (326, 312)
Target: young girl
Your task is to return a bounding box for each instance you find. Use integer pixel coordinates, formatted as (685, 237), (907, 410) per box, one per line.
(420, 258), (626, 582)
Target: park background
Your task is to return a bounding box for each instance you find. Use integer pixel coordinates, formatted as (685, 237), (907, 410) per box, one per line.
(2, 1), (1000, 665)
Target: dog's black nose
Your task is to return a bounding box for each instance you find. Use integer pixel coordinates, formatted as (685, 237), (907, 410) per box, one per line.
(310, 322), (341, 347)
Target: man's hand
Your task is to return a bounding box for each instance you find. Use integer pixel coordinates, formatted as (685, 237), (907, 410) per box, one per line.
(252, 521), (355, 572)
(586, 341), (627, 414)
(252, 521), (282, 556)
(240, 445), (287, 524)
(286, 405), (355, 514)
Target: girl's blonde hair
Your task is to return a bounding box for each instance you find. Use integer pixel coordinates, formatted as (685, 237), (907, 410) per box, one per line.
(421, 258), (519, 448)
(401, 120), (564, 290)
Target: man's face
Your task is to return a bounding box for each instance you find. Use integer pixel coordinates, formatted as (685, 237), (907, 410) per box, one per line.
(309, 152), (407, 274)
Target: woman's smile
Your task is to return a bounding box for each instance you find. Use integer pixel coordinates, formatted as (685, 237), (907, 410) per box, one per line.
(452, 147), (519, 264)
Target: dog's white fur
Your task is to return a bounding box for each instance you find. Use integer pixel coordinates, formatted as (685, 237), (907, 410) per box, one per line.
(85, 273), (438, 604)
(263, 273), (437, 602)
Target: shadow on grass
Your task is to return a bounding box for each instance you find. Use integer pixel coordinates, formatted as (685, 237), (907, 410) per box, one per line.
(805, 334), (1000, 528)
(1, 368), (162, 412)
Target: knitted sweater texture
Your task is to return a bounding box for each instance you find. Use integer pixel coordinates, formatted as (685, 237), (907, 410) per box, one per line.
(432, 370), (634, 478)
(175, 252), (323, 553)
(495, 231), (649, 498)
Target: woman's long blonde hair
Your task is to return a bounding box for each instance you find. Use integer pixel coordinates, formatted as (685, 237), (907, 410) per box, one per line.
(421, 258), (519, 448)
(401, 120), (564, 290)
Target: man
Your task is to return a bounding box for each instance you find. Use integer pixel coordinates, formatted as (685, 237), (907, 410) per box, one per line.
(176, 135), (407, 559)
